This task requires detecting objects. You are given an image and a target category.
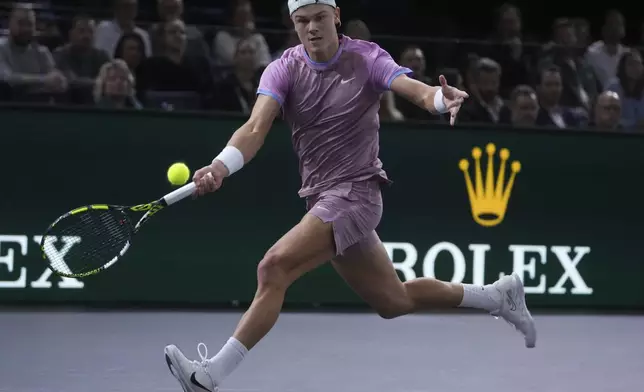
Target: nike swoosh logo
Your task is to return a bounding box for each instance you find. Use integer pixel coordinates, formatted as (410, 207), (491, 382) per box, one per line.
(340, 77), (355, 84)
(191, 372), (213, 392)
(505, 291), (517, 311)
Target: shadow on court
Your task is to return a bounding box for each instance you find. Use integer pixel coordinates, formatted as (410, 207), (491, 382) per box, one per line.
(0, 309), (642, 392)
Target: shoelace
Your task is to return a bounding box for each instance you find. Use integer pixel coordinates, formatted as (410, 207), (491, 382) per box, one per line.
(197, 342), (210, 365)
(193, 342), (217, 389)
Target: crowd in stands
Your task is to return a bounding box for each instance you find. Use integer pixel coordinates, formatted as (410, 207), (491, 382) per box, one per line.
(0, 0), (642, 132)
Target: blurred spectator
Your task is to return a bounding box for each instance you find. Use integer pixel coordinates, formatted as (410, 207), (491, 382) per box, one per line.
(399, 45), (431, 84)
(344, 20), (371, 41)
(213, 0), (271, 69)
(278, 2), (292, 29)
(0, 0), (640, 141)
(136, 19), (215, 110)
(0, 4), (67, 102)
(214, 37), (260, 114)
(272, 30), (299, 61)
(584, 10), (628, 90)
(148, 0), (209, 60)
(605, 49), (644, 131)
(94, 58), (141, 109)
(440, 68), (465, 91)
(481, 4), (532, 99)
(505, 84), (539, 127)
(54, 15), (110, 104)
(272, 3), (299, 60)
(33, 3), (63, 50)
(539, 18), (600, 112)
(114, 33), (147, 73)
(378, 89), (404, 122)
(590, 91), (621, 130)
(459, 57), (505, 124)
(535, 65), (584, 129)
(572, 18), (591, 51)
(94, 0), (152, 58)
(391, 45), (432, 121)
(462, 53), (480, 99)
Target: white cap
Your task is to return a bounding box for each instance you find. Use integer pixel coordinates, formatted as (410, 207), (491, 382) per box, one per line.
(288, 0), (337, 16)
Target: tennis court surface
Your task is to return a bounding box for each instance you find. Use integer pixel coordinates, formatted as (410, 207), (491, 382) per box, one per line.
(1, 309), (642, 392)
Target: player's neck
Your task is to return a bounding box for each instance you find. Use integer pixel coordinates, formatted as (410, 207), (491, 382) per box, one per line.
(307, 37), (340, 63)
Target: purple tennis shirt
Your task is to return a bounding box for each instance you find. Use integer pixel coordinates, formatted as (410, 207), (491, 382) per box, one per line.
(257, 35), (412, 198)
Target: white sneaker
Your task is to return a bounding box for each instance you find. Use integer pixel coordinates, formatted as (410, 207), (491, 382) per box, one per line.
(490, 272), (537, 348)
(164, 343), (218, 392)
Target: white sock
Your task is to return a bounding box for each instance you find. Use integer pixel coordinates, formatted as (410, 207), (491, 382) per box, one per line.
(458, 284), (502, 312)
(207, 337), (248, 385)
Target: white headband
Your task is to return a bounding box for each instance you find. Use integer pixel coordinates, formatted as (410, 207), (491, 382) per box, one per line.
(288, 0), (337, 16)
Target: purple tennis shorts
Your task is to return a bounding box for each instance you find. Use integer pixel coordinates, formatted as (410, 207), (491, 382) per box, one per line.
(306, 179), (383, 257)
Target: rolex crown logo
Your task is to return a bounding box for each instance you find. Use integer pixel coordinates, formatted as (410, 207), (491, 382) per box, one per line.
(458, 143), (521, 227)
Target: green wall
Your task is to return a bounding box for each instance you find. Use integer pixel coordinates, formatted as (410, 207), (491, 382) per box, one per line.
(1, 107), (642, 310)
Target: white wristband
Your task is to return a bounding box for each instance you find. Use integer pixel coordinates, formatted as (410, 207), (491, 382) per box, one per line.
(433, 89), (448, 114)
(213, 146), (244, 176)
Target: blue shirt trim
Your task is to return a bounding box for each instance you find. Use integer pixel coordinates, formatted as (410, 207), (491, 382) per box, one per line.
(257, 89), (284, 106)
(387, 68), (413, 89)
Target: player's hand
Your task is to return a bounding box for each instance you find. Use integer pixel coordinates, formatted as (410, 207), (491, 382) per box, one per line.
(438, 74), (469, 126)
(192, 161), (229, 197)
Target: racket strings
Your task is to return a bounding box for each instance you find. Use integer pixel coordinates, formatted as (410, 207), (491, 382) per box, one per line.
(77, 212), (129, 257)
(43, 209), (133, 275)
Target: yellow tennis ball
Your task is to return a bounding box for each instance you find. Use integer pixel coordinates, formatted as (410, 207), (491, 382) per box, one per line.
(167, 162), (190, 186)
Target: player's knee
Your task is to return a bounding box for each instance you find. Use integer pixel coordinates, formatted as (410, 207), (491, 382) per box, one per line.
(256, 248), (291, 290)
(375, 305), (406, 320)
(373, 296), (414, 320)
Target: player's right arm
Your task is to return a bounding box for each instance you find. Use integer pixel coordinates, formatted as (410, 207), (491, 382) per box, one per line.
(192, 95), (281, 195)
(193, 56), (290, 196)
(224, 94), (281, 165)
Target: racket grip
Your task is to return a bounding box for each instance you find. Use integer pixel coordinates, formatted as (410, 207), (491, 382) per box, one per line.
(162, 173), (213, 206)
(163, 182), (195, 205)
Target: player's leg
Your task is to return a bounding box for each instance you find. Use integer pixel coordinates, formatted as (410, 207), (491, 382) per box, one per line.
(332, 233), (537, 347)
(230, 212), (336, 349)
(331, 232), (461, 319)
(165, 213), (336, 392)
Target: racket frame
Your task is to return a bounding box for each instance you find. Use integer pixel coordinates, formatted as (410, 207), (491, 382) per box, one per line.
(40, 181), (198, 278)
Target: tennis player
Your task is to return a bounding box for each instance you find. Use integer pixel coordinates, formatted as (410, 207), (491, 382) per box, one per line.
(164, 1), (536, 391)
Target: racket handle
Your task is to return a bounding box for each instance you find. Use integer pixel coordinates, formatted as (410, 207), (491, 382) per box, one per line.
(162, 173), (213, 206)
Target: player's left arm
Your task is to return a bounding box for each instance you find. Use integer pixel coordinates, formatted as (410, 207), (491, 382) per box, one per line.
(369, 43), (469, 125)
(390, 73), (469, 126)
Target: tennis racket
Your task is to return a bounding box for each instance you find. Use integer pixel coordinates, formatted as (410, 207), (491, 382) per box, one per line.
(39, 177), (205, 279)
